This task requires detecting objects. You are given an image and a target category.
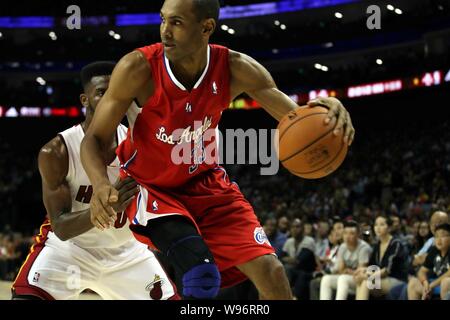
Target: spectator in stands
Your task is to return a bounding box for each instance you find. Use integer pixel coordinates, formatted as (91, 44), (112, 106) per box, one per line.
(359, 220), (375, 245)
(388, 211), (449, 300)
(411, 220), (420, 239)
(355, 215), (408, 299)
(411, 220), (431, 255)
(303, 221), (314, 238)
(412, 211), (448, 267)
(280, 218), (316, 299)
(281, 219), (315, 278)
(407, 223), (450, 300)
(277, 215), (290, 238)
(390, 214), (409, 246)
(0, 233), (20, 281)
(320, 221), (372, 300)
(310, 220), (344, 300)
(263, 216), (287, 257)
(315, 220), (330, 259)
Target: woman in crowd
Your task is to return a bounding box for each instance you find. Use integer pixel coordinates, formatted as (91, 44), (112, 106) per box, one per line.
(355, 215), (408, 299)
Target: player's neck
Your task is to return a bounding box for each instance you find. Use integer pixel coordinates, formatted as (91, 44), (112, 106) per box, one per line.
(81, 108), (94, 133)
(440, 247), (449, 257)
(81, 117), (92, 134)
(169, 45), (208, 90)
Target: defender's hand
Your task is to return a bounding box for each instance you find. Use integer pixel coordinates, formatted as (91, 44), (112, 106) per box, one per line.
(90, 183), (119, 230)
(111, 177), (140, 213)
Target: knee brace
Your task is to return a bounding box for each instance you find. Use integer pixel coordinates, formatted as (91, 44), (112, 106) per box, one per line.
(166, 235), (221, 299)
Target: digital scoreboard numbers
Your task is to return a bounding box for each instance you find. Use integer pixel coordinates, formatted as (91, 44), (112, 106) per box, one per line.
(414, 70), (443, 87)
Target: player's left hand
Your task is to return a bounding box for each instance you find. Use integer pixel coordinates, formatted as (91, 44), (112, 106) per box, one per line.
(307, 97), (355, 146)
(111, 176), (140, 213)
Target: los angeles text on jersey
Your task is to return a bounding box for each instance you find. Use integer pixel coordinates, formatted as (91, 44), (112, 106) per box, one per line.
(179, 304), (270, 317)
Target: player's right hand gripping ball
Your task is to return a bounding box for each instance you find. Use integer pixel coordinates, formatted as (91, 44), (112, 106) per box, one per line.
(276, 106), (348, 179)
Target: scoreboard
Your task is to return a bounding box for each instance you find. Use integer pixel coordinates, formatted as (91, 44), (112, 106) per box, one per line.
(229, 68), (450, 109)
(1, 69), (450, 117)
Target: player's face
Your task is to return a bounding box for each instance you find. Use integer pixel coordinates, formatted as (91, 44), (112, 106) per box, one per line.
(435, 229), (450, 251)
(374, 217), (389, 238)
(80, 75), (110, 113)
(160, 0), (209, 61)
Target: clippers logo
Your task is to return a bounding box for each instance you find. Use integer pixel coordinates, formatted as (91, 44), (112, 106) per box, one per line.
(146, 274), (164, 300)
(254, 227), (270, 245)
(212, 81), (218, 95)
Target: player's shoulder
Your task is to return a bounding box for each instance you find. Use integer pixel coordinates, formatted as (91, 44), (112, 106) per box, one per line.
(39, 124), (79, 164)
(116, 47), (155, 79)
(38, 133), (69, 183)
(136, 42), (164, 59)
(209, 43), (230, 54)
(228, 49), (247, 65)
(39, 134), (68, 165)
(228, 49), (261, 77)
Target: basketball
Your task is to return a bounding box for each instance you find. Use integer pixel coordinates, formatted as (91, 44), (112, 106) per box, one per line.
(277, 106), (348, 179)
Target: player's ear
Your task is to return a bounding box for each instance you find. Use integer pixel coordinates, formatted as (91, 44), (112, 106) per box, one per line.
(203, 18), (216, 36)
(80, 93), (89, 108)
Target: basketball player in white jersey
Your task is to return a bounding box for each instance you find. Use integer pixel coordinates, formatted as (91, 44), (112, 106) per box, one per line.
(12, 62), (178, 300)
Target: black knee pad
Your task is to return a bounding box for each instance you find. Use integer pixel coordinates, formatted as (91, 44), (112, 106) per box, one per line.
(167, 235), (221, 299)
(136, 216), (221, 299)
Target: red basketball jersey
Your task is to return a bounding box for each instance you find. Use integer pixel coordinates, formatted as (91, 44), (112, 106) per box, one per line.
(117, 43), (231, 188)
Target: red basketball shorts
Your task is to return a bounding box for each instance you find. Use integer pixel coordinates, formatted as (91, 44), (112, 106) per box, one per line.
(124, 166), (275, 288)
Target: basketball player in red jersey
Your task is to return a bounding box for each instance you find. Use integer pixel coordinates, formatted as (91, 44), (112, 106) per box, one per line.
(81, 0), (354, 300)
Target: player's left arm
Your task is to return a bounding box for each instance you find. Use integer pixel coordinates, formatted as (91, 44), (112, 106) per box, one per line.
(229, 50), (355, 146)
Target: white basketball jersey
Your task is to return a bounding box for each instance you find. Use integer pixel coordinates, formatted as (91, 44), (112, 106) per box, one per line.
(58, 124), (134, 248)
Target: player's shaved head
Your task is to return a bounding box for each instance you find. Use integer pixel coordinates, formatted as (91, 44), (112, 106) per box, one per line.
(192, 0), (220, 22)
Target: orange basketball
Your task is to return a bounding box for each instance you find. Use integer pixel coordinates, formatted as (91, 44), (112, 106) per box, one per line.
(276, 106), (348, 179)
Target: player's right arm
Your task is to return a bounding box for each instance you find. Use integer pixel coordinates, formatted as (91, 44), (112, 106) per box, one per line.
(38, 136), (93, 241)
(81, 50), (152, 229)
(39, 137), (139, 239)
